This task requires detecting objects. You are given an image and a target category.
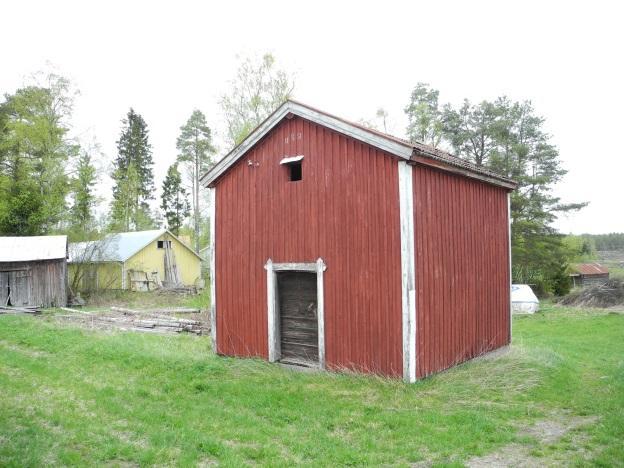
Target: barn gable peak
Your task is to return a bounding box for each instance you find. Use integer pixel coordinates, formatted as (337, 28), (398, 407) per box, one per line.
(201, 100), (516, 190)
(201, 100), (414, 188)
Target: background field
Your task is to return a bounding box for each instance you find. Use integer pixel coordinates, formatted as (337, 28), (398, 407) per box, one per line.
(1, 303), (622, 466)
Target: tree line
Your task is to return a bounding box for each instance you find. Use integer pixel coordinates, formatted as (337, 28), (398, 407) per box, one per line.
(1, 59), (588, 294)
(578, 233), (624, 252)
(0, 54), (293, 252)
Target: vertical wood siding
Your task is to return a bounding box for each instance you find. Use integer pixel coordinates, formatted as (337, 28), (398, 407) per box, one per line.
(412, 165), (510, 378)
(0, 259), (67, 307)
(215, 116), (404, 377)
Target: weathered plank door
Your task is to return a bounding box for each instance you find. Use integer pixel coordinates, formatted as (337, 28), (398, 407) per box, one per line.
(8, 270), (32, 307)
(0, 272), (8, 305)
(277, 272), (318, 365)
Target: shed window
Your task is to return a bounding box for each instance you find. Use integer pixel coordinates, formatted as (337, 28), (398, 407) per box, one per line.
(157, 240), (172, 249)
(288, 161), (302, 181)
(280, 155), (304, 182)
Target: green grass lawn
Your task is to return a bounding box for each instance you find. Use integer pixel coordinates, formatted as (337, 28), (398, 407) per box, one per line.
(0, 305), (622, 466)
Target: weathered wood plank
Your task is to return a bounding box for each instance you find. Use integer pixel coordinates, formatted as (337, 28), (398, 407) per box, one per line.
(277, 272), (318, 363)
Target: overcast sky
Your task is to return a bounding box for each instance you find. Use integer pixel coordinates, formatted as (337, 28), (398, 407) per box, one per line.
(2, 0), (622, 234)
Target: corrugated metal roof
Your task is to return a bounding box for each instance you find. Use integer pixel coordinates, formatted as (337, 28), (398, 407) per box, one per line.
(572, 263), (609, 276)
(0, 235), (67, 262)
(69, 230), (165, 263)
(69, 229), (201, 263)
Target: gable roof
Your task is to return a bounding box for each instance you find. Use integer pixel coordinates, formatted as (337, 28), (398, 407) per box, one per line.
(571, 263), (609, 276)
(0, 235), (67, 262)
(68, 229), (201, 263)
(200, 99), (517, 190)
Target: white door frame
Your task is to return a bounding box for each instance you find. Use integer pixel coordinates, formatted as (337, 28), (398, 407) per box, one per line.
(264, 258), (327, 368)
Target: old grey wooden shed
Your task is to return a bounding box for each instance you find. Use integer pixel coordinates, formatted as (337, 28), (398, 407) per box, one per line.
(0, 235), (68, 308)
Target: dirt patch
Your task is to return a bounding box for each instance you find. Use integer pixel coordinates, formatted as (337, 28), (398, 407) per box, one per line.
(519, 415), (599, 444)
(467, 413), (599, 467)
(467, 443), (541, 468)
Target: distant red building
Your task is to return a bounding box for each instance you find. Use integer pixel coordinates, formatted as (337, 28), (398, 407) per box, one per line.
(202, 100), (516, 381)
(570, 263), (610, 288)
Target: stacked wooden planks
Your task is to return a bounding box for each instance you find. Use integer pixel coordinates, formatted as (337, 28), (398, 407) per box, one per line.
(163, 245), (183, 287)
(55, 306), (207, 335)
(0, 305), (42, 315)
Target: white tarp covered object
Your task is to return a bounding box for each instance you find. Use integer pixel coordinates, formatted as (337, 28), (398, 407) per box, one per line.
(511, 284), (539, 314)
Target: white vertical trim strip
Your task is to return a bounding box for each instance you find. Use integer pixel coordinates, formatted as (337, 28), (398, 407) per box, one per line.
(398, 161), (417, 383)
(507, 192), (513, 342)
(264, 259), (279, 362)
(316, 258), (326, 369)
(208, 187), (217, 353)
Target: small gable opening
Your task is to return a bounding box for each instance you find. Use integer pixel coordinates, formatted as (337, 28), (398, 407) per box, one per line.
(288, 161), (302, 182)
(280, 155), (304, 182)
(157, 240), (172, 249)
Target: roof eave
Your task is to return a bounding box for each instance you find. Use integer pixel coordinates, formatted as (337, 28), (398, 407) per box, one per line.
(409, 152), (518, 190)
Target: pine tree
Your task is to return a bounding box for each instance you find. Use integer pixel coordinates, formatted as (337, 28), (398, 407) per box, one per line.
(109, 163), (140, 232)
(176, 110), (215, 251)
(160, 163), (189, 235)
(405, 88), (586, 294)
(109, 108), (155, 231)
(69, 150), (97, 239)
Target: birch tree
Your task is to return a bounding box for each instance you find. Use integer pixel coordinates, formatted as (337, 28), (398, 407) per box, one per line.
(0, 73), (79, 235)
(219, 53), (295, 148)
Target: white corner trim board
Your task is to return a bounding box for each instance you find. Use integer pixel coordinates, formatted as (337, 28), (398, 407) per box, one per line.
(507, 192), (512, 342)
(315, 258), (327, 369)
(264, 258), (327, 369)
(200, 101), (413, 187)
(208, 187), (217, 353)
(398, 161), (417, 383)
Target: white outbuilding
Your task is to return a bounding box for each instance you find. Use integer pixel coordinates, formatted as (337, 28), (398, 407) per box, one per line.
(511, 284), (539, 314)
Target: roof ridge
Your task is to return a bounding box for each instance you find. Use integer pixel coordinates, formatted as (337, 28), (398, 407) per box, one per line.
(287, 99), (515, 185)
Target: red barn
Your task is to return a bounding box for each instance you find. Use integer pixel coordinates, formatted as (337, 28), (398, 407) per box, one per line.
(202, 100), (516, 381)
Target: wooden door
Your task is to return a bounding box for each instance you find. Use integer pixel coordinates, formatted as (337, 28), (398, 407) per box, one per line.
(0, 272), (8, 306)
(8, 270), (32, 307)
(277, 272), (318, 365)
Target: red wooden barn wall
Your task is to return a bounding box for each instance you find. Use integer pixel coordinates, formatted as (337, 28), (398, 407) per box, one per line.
(214, 116), (404, 377)
(412, 165), (510, 378)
